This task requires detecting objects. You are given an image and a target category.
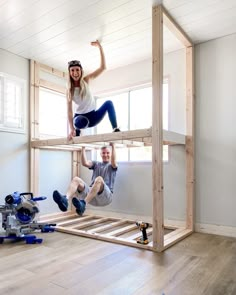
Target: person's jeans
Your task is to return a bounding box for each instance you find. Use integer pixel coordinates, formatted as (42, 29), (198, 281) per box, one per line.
(73, 100), (118, 135)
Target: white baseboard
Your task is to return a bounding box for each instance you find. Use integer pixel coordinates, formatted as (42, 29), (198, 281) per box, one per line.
(195, 223), (236, 238)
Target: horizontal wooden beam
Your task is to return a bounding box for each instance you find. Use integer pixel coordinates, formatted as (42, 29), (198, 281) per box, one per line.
(39, 63), (67, 78)
(31, 128), (186, 149)
(40, 79), (66, 94)
(162, 5), (193, 48)
(164, 228), (193, 249)
(56, 226), (154, 251)
(31, 129), (151, 147)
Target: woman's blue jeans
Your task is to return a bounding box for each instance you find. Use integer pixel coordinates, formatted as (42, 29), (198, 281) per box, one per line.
(73, 100), (118, 136)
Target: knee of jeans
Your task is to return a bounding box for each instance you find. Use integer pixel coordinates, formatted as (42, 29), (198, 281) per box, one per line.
(105, 100), (114, 108)
(74, 115), (89, 129)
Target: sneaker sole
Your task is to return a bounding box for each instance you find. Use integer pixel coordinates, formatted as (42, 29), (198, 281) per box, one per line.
(72, 198), (85, 215)
(76, 209), (83, 216)
(53, 191), (68, 212)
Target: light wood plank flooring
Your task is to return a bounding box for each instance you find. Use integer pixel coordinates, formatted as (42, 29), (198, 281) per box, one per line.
(0, 231), (236, 295)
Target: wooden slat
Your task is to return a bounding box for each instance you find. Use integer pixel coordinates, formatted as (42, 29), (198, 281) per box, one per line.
(70, 217), (109, 229)
(42, 213), (79, 223)
(39, 211), (74, 221)
(57, 216), (89, 227)
(87, 220), (128, 234)
(164, 227), (186, 242)
(163, 130), (185, 144)
(105, 224), (137, 237)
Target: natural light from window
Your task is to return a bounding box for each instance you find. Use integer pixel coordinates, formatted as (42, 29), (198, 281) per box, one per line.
(0, 74), (25, 132)
(96, 82), (169, 162)
(39, 88), (67, 138)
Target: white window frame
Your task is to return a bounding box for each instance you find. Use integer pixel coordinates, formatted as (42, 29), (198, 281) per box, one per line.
(38, 87), (68, 139)
(0, 72), (26, 133)
(95, 79), (169, 162)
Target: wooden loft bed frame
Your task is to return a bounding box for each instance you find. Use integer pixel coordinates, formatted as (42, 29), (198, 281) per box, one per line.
(30, 4), (194, 252)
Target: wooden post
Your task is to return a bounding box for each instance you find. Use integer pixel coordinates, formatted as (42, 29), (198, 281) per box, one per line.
(72, 151), (80, 178)
(152, 5), (164, 252)
(186, 46), (194, 230)
(30, 60), (40, 195)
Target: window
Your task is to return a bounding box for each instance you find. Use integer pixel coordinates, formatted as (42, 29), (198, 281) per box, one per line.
(39, 88), (67, 138)
(96, 81), (169, 162)
(0, 73), (26, 133)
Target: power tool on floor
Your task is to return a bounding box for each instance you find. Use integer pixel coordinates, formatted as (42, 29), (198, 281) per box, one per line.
(136, 221), (149, 244)
(0, 191), (56, 244)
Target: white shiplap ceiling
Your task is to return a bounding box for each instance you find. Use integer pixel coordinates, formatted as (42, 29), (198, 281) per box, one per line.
(0, 0), (236, 73)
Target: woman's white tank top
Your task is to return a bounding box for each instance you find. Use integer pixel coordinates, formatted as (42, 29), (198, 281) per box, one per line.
(73, 86), (95, 114)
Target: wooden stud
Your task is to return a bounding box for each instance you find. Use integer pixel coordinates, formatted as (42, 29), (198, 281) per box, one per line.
(152, 5), (164, 252)
(186, 46), (194, 231)
(30, 60), (39, 195)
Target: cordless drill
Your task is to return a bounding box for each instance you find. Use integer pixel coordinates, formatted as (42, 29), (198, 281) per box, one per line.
(136, 221), (149, 244)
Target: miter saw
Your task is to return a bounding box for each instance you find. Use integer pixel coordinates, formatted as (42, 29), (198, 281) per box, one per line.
(0, 192), (55, 244)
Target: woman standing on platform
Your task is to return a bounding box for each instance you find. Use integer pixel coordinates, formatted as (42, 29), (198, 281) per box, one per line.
(67, 40), (120, 139)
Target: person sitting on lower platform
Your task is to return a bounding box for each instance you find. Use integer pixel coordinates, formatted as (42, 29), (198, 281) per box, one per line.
(53, 143), (117, 216)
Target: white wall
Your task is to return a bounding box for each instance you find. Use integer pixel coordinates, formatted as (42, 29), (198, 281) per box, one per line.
(39, 150), (72, 214)
(195, 34), (236, 227)
(81, 145), (186, 221)
(0, 49), (29, 203)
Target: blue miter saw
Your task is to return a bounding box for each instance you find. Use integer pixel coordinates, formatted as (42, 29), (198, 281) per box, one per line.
(0, 192), (56, 244)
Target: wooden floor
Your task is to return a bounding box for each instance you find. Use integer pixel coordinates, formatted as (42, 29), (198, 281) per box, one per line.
(0, 232), (236, 295)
